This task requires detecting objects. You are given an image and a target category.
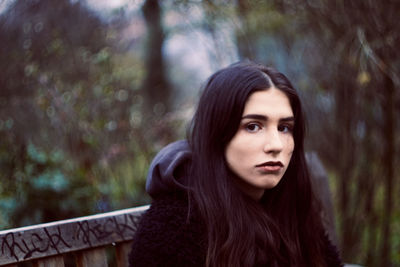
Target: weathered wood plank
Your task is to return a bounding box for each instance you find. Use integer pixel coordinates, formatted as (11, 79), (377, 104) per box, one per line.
(0, 205), (149, 266)
(75, 247), (107, 267)
(115, 241), (133, 267)
(33, 255), (65, 267)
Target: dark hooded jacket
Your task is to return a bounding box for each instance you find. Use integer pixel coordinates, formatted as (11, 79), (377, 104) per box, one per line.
(128, 140), (343, 267)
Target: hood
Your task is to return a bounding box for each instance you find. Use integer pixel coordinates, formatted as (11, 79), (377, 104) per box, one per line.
(145, 140), (192, 198)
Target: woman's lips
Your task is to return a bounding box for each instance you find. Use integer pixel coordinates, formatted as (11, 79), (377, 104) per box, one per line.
(258, 165), (282, 172)
(256, 161), (283, 172)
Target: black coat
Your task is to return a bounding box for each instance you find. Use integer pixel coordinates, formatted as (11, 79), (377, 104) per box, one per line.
(129, 192), (206, 267)
(128, 192), (343, 267)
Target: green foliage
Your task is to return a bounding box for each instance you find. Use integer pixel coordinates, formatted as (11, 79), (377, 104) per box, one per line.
(0, 0), (176, 230)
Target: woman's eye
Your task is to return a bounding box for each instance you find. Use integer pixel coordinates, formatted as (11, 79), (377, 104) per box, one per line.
(278, 124), (293, 133)
(245, 123), (261, 132)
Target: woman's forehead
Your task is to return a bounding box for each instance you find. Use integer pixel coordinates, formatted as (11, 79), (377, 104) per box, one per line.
(242, 88), (293, 118)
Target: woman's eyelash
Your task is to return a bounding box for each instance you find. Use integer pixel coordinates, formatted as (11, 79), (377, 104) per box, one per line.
(245, 122), (262, 132)
(279, 124), (294, 132)
(243, 122), (294, 133)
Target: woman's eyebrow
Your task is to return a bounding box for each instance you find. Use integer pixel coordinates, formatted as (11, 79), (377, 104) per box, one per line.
(241, 114), (295, 122)
(241, 114), (267, 121)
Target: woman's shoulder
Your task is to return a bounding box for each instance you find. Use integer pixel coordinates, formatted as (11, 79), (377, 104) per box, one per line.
(322, 232), (344, 267)
(138, 193), (201, 233)
(128, 193), (206, 266)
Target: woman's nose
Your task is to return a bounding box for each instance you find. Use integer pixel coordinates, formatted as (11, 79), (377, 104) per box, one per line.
(263, 129), (283, 154)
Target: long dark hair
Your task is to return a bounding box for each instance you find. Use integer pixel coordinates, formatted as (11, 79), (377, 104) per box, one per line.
(188, 61), (326, 266)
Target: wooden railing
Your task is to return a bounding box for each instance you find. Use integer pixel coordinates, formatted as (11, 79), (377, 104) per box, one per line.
(0, 205), (149, 267)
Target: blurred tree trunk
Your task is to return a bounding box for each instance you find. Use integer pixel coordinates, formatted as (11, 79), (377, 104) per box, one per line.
(334, 65), (359, 258)
(200, 0), (230, 66)
(142, 0), (170, 115)
(306, 152), (338, 246)
(359, 85), (378, 266)
(235, 0), (254, 60)
(380, 73), (395, 266)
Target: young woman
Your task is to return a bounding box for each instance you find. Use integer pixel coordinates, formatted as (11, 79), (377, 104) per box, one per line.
(129, 62), (343, 267)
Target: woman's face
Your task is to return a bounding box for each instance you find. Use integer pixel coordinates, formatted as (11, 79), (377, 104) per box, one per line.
(225, 87), (295, 200)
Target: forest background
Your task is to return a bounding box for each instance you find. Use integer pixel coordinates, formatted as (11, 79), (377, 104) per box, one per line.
(0, 0), (399, 266)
